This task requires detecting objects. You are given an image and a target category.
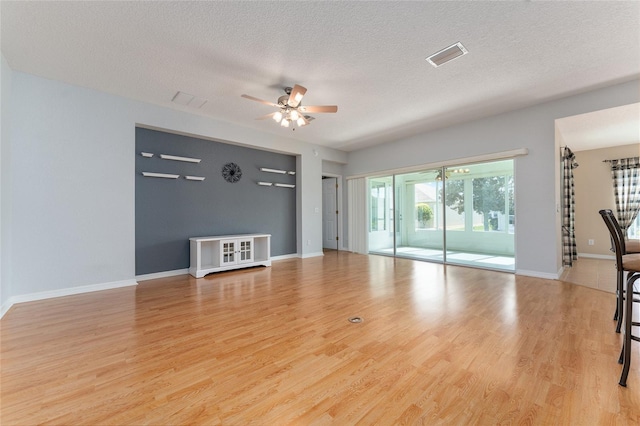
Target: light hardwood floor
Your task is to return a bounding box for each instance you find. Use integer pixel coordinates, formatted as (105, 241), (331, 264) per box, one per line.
(1, 252), (639, 424)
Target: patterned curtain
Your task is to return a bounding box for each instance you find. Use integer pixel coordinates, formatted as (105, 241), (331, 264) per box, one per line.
(610, 156), (640, 235)
(562, 147), (578, 267)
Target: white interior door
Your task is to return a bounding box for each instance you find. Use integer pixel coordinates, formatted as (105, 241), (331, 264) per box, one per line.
(322, 178), (338, 250)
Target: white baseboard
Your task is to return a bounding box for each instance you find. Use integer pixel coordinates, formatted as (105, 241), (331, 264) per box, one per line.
(135, 255), (308, 280)
(516, 269), (561, 280)
(300, 251), (324, 259)
(273, 251), (349, 260)
(1, 279), (138, 319)
(271, 253), (299, 261)
(558, 265), (566, 278)
(136, 255), (306, 281)
(1, 299), (14, 319)
(136, 269), (189, 281)
(578, 253), (615, 260)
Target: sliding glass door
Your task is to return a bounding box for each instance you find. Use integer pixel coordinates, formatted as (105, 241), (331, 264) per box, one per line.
(393, 169), (444, 261)
(367, 159), (515, 272)
(368, 176), (395, 255)
(443, 160), (515, 270)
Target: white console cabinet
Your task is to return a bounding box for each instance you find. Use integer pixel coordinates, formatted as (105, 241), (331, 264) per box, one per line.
(189, 234), (271, 278)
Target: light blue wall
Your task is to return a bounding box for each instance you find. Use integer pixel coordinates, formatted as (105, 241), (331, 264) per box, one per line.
(1, 54), (13, 315)
(345, 79), (640, 277)
(9, 72), (137, 295)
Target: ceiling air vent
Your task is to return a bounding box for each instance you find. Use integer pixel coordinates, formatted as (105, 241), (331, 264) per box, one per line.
(426, 42), (468, 68)
(171, 91), (207, 109)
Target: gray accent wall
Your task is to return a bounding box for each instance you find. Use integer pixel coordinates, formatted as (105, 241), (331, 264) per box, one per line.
(136, 128), (296, 275)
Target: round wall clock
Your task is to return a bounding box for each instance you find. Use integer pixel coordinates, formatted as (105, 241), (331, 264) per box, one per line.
(222, 162), (242, 183)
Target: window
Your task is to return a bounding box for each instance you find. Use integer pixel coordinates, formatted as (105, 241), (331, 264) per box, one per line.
(369, 179), (391, 232)
(628, 214), (640, 239)
(442, 162), (514, 234)
(414, 182), (438, 230)
(472, 175), (514, 233)
(443, 176), (466, 231)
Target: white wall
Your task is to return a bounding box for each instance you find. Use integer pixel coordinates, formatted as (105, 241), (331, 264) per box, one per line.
(1, 54), (13, 315)
(2, 70), (347, 309)
(322, 160), (345, 176)
(345, 79), (640, 278)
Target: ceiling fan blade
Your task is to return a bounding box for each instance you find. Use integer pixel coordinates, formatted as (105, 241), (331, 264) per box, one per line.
(241, 94), (279, 108)
(255, 112), (277, 120)
(298, 105), (338, 113)
(287, 84), (307, 107)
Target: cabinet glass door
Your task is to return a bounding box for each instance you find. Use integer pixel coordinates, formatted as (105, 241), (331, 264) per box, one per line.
(238, 239), (253, 263)
(221, 240), (236, 265)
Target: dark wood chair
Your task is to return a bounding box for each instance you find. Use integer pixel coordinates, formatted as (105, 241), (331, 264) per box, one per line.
(599, 210), (640, 332)
(599, 209), (640, 386)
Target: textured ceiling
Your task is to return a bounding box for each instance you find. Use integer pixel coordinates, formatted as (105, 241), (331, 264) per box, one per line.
(1, 1), (639, 152)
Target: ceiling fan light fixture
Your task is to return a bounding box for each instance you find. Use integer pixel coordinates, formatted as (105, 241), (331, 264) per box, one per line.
(241, 84), (336, 129)
(426, 42), (468, 68)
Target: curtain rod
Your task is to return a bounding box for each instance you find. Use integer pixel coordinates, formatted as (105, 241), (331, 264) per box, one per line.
(603, 158), (640, 162)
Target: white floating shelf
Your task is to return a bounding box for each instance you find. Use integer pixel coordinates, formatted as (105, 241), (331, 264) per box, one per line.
(258, 181), (273, 186)
(260, 167), (287, 174)
(160, 154), (202, 163)
(185, 176), (206, 181)
(141, 152), (154, 158)
(274, 183), (295, 188)
(142, 172), (180, 179)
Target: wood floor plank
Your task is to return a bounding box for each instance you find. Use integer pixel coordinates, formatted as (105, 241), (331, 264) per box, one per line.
(1, 252), (639, 424)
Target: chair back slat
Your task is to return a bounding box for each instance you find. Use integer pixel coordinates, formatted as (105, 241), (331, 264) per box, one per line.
(607, 209), (629, 255)
(599, 210), (626, 267)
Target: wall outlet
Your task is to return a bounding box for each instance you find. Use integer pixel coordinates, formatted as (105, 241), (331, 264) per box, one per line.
(588, 239), (594, 246)
(307, 239), (311, 246)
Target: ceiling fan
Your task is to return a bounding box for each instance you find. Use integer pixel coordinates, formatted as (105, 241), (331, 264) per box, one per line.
(241, 85), (338, 129)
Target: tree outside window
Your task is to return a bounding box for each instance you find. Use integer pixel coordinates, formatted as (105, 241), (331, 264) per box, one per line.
(416, 203), (433, 228)
(444, 175), (514, 231)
